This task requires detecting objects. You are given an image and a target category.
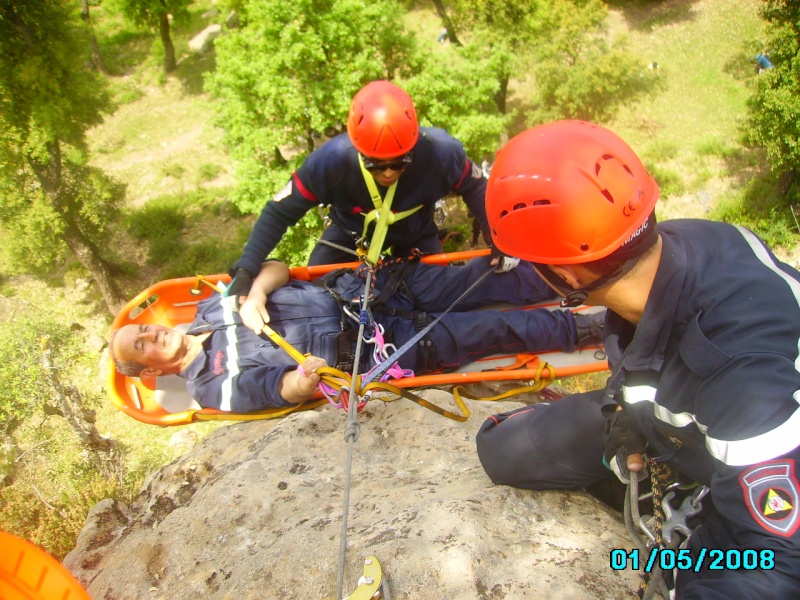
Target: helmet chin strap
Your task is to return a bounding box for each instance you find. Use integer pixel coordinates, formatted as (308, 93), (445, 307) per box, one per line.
(532, 265), (591, 307)
(534, 251), (650, 308)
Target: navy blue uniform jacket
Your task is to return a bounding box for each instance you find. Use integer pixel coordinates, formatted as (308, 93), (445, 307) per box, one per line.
(233, 128), (488, 276)
(602, 220), (800, 597)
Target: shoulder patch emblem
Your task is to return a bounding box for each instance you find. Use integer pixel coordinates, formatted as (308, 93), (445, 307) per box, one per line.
(739, 460), (799, 537)
(273, 181), (292, 202)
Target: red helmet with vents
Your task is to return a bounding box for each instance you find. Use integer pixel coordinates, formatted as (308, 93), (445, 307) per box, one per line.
(347, 81), (419, 159)
(486, 120), (659, 264)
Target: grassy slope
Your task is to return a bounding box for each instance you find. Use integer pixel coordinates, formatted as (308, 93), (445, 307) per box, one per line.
(87, 0), (234, 206)
(606, 0), (765, 219)
(90, 78), (234, 207)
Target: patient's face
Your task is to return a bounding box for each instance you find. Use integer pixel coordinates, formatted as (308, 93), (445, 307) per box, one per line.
(113, 324), (189, 375)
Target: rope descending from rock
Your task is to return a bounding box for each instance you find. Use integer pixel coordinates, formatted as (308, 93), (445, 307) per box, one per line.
(336, 265), (375, 600)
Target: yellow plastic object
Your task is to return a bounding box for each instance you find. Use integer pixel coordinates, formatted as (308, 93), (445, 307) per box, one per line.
(0, 530), (91, 599)
(344, 555), (382, 600)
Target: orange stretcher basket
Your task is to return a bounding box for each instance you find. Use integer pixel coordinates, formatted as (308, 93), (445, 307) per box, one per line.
(107, 250), (608, 426)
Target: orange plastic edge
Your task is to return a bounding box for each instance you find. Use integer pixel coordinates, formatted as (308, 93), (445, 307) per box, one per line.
(0, 530), (91, 600)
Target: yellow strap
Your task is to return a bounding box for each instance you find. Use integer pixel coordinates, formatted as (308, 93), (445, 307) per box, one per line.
(193, 398), (328, 422)
(451, 359), (556, 404)
(262, 323), (307, 364)
(361, 204), (423, 230)
(195, 277), (557, 421)
(357, 155), (422, 264)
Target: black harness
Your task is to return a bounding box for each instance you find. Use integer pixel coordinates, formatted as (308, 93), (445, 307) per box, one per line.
(315, 256), (437, 372)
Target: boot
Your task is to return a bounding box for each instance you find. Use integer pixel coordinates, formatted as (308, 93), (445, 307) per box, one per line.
(574, 310), (606, 348)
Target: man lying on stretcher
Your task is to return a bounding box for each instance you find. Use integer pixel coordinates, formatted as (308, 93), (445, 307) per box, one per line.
(110, 256), (605, 413)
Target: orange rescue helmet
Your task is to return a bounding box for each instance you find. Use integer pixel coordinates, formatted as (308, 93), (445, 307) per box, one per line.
(486, 120), (659, 264)
(347, 81), (419, 159)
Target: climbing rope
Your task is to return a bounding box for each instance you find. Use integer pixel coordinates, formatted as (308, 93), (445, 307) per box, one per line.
(336, 265), (376, 600)
(333, 256), (500, 598)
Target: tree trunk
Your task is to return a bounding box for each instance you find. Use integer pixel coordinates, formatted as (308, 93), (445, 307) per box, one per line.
(431, 0), (461, 46)
(80, 0), (110, 75)
(495, 73), (509, 114)
(779, 169), (797, 197)
(159, 11), (177, 73)
(27, 143), (126, 314)
(62, 224), (125, 314)
(27, 141), (62, 196)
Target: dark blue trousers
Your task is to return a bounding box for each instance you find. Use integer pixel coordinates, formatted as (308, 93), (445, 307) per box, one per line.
(375, 257), (580, 372)
(476, 390), (612, 490)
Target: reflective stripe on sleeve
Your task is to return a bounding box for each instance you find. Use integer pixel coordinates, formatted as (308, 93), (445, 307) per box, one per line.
(623, 384), (800, 466)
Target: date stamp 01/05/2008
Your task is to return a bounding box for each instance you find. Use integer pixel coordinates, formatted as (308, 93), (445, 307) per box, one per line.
(610, 548), (775, 573)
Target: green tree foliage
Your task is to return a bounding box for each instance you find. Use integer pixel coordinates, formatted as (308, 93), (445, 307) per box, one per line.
(745, 1), (800, 182)
(0, 0), (126, 312)
(0, 311), (128, 559)
(441, 0), (541, 115)
(108, 0), (190, 72)
(528, 0), (660, 123)
(0, 161), (124, 274)
(439, 0), (658, 126)
(0, 317), (79, 436)
(404, 42), (513, 161)
(205, 0), (417, 213)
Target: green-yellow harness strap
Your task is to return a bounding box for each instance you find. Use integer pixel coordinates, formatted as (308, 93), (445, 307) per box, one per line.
(357, 155), (422, 264)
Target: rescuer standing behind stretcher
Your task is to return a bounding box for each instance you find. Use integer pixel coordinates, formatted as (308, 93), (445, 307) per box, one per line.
(226, 80), (516, 302)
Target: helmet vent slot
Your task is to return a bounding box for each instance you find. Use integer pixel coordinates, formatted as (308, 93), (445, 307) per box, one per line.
(532, 199), (551, 206)
(513, 202), (526, 211)
(601, 189), (614, 203)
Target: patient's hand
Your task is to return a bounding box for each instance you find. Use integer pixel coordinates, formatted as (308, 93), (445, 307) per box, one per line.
(280, 356), (328, 403)
(239, 294), (271, 334)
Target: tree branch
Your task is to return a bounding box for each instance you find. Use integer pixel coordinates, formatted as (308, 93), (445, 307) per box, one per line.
(32, 483), (69, 519)
(40, 336), (114, 454)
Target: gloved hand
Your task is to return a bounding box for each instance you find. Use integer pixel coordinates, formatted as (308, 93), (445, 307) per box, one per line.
(490, 246), (520, 273)
(603, 408), (648, 483)
(223, 268), (254, 312)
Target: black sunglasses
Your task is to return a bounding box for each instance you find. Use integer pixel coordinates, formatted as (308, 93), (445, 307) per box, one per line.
(361, 152), (413, 173)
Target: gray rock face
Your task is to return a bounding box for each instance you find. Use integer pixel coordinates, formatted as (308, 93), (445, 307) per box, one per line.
(64, 394), (639, 599)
